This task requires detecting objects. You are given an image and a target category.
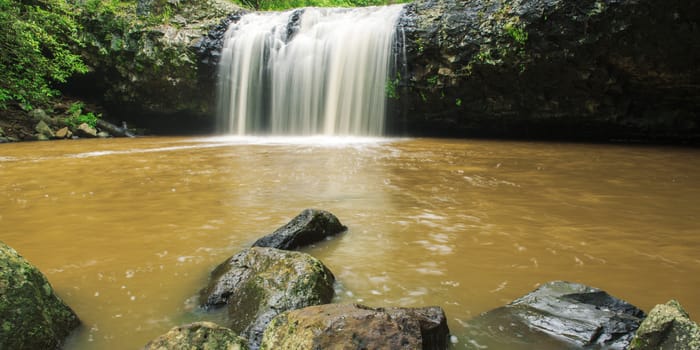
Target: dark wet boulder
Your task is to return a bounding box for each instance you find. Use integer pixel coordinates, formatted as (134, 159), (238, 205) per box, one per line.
(629, 299), (700, 350)
(260, 303), (450, 350)
(143, 321), (249, 350)
(464, 281), (645, 349)
(252, 209), (347, 250)
(199, 247), (335, 349)
(0, 241), (81, 350)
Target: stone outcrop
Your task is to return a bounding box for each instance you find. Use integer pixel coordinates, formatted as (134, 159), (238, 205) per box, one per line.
(71, 0), (243, 134)
(199, 247), (335, 349)
(260, 303), (450, 350)
(35, 120), (55, 139)
(629, 299), (700, 350)
(55, 127), (73, 139)
(0, 241), (81, 350)
(393, 0), (700, 142)
(67, 0), (698, 141)
(143, 321), (249, 350)
(252, 209), (347, 250)
(465, 281), (645, 349)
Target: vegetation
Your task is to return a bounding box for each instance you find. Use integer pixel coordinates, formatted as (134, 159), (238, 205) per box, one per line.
(385, 74), (400, 99)
(0, 0), (88, 110)
(65, 102), (101, 128)
(504, 20), (528, 45)
(0, 0), (405, 113)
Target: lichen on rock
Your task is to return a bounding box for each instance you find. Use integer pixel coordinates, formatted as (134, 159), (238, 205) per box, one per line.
(629, 299), (700, 350)
(199, 247), (335, 349)
(0, 241), (81, 350)
(143, 321), (249, 350)
(260, 303), (450, 350)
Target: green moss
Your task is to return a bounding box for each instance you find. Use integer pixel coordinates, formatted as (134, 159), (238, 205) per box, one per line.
(385, 74), (400, 99)
(416, 38), (425, 54)
(1, 241), (80, 349)
(504, 19), (528, 45)
(427, 75), (439, 85)
(420, 92), (428, 102)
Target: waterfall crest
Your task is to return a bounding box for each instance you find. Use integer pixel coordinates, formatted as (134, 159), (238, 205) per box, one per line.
(217, 6), (402, 136)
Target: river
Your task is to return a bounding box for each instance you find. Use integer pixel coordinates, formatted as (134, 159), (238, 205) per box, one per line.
(1, 136), (698, 349)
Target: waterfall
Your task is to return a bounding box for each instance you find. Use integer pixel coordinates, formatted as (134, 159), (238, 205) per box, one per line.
(217, 6), (403, 136)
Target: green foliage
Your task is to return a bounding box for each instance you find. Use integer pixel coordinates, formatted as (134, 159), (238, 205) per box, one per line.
(504, 20), (528, 45)
(65, 102), (100, 128)
(427, 75), (439, 85)
(420, 91), (427, 102)
(0, 0), (88, 109)
(416, 37), (425, 54)
(455, 98), (462, 107)
(385, 74), (400, 99)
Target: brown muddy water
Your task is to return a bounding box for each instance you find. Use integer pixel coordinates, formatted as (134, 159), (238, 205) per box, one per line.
(1, 136), (699, 349)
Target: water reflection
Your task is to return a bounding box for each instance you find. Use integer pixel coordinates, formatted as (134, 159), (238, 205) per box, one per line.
(0, 137), (699, 349)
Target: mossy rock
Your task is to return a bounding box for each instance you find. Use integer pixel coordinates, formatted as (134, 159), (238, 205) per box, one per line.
(143, 321), (249, 350)
(260, 304), (450, 350)
(629, 299), (700, 350)
(0, 241), (81, 350)
(199, 247), (335, 349)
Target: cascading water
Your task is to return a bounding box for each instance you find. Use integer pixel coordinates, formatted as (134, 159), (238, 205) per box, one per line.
(217, 6), (403, 136)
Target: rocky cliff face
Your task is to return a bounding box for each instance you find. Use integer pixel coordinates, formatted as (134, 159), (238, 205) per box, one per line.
(392, 0), (700, 141)
(73, 0), (699, 141)
(69, 0), (242, 133)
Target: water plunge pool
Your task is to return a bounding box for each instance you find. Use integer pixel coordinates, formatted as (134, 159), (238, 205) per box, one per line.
(1, 136), (698, 349)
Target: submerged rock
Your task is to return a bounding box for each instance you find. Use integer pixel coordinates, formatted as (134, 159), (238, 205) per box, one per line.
(251, 209), (347, 250)
(199, 247), (335, 349)
(260, 303), (450, 350)
(465, 281), (645, 349)
(0, 241), (81, 350)
(143, 321), (249, 350)
(629, 299), (700, 350)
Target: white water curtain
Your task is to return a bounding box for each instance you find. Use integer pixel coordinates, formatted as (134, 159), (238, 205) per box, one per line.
(217, 6), (402, 136)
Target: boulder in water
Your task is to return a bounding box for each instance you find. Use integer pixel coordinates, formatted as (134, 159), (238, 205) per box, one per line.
(75, 123), (97, 138)
(199, 247), (335, 349)
(143, 321), (249, 350)
(464, 281), (645, 349)
(0, 241), (81, 350)
(55, 127), (73, 139)
(629, 299), (700, 350)
(260, 303), (450, 350)
(251, 209), (347, 250)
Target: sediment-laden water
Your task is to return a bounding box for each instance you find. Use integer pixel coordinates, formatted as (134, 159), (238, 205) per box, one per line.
(1, 137), (699, 349)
